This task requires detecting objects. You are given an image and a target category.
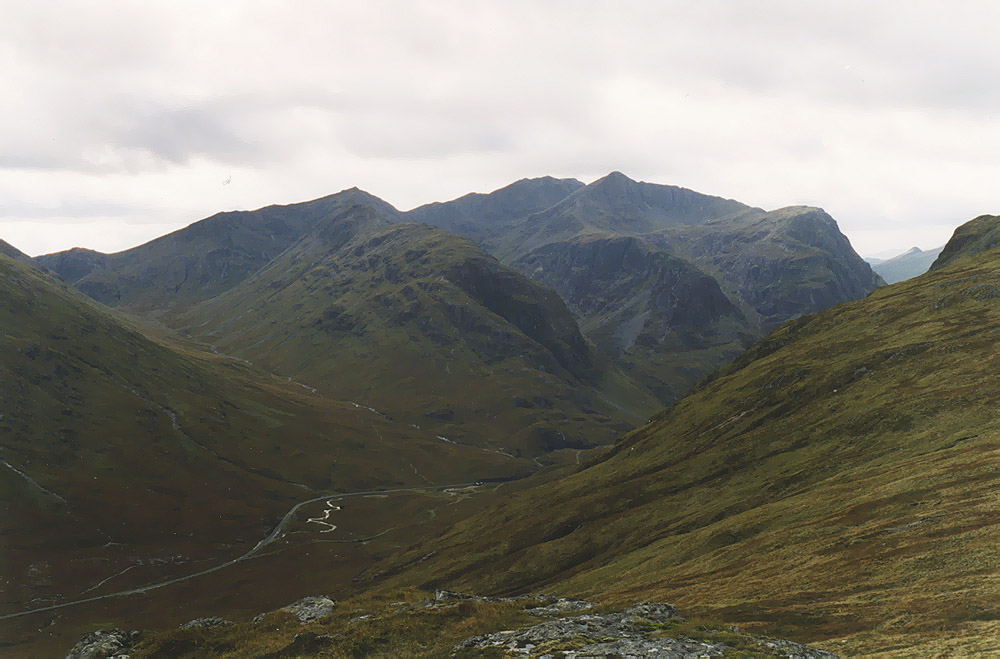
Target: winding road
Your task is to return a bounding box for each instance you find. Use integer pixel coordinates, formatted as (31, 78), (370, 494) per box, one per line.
(0, 482), (477, 621)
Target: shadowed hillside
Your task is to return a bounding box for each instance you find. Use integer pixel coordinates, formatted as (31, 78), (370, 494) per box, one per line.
(176, 205), (658, 455)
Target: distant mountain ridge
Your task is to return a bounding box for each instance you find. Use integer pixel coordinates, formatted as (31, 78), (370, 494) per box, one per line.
(403, 172), (882, 401)
(34, 172), (882, 411)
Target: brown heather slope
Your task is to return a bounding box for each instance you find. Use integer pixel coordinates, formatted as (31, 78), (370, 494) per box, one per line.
(355, 214), (1000, 656)
(0, 250), (527, 656)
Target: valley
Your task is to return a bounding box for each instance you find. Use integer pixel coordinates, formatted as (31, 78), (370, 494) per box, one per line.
(11, 174), (986, 658)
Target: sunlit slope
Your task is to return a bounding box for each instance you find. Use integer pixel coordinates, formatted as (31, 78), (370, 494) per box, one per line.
(371, 216), (1000, 653)
(178, 205), (659, 455)
(0, 251), (522, 617)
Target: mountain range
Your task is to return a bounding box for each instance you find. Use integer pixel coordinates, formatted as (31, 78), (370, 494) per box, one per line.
(3, 173), (906, 656)
(96, 210), (1000, 658)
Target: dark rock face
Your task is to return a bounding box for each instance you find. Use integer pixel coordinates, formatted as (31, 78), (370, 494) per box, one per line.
(35, 247), (110, 283)
(444, 252), (599, 381)
(64, 629), (140, 659)
(515, 234), (756, 403)
(658, 206), (884, 331)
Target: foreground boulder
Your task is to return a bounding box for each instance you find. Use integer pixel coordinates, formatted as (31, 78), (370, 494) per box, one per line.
(279, 595), (336, 623)
(455, 601), (837, 658)
(65, 629), (140, 659)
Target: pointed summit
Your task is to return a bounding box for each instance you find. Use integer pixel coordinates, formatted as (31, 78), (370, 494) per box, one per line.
(590, 170), (637, 187)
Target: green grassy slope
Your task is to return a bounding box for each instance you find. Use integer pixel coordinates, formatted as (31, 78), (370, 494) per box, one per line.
(514, 233), (758, 404)
(930, 214), (1000, 271)
(177, 205), (659, 456)
(0, 250), (526, 646)
(359, 214), (1000, 655)
(40, 188), (399, 312)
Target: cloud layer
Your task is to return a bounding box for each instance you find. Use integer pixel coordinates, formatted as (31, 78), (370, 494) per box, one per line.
(2, 0), (997, 256)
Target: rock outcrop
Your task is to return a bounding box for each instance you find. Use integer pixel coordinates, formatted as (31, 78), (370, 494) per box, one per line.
(64, 629), (140, 659)
(456, 601), (838, 658)
(280, 595), (336, 623)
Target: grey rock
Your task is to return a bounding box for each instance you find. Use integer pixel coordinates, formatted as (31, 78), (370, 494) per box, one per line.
(456, 601), (838, 659)
(566, 637), (726, 658)
(754, 637), (839, 658)
(179, 616), (233, 629)
(425, 589), (555, 608)
(65, 629), (140, 659)
(526, 598), (595, 616)
(280, 595), (336, 623)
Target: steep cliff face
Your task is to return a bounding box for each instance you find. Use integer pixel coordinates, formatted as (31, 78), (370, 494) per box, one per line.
(655, 206), (885, 331)
(515, 234), (756, 403)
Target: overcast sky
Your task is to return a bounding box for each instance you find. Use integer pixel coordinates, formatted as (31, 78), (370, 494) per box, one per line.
(2, 1), (998, 257)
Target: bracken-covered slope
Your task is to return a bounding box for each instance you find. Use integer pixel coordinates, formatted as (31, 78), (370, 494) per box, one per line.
(0, 248), (525, 652)
(177, 205), (658, 455)
(365, 214), (1000, 656)
(36, 188), (399, 312)
(513, 233), (758, 403)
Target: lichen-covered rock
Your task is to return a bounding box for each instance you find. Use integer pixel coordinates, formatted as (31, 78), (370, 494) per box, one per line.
(280, 595), (336, 623)
(526, 598), (595, 616)
(456, 601), (838, 658)
(754, 637), (839, 658)
(179, 616), (233, 629)
(568, 637), (727, 658)
(425, 589), (555, 608)
(65, 629), (140, 659)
